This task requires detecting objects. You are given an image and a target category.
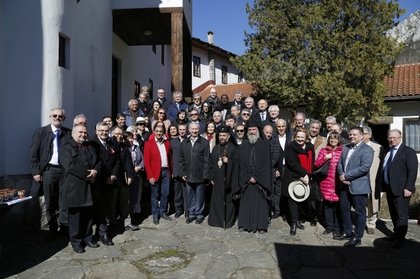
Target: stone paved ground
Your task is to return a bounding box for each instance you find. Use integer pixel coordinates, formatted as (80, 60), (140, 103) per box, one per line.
(2, 214), (420, 279)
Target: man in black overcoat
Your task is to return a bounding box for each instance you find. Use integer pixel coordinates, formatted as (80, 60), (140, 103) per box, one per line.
(60, 124), (101, 253)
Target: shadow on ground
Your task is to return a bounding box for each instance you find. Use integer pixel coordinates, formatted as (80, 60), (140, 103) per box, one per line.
(274, 238), (420, 279)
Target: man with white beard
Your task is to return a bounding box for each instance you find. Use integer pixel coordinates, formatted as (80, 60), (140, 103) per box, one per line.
(233, 119), (273, 234)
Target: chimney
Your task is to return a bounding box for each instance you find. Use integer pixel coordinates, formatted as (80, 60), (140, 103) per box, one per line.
(207, 31), (214, 45)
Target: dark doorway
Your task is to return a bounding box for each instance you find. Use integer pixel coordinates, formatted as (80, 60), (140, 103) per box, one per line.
(370, 124), (389, 148)
(112, 56), (120, 119)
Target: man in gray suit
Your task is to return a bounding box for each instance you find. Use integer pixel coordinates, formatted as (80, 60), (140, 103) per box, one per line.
(335, 126), (374, 247)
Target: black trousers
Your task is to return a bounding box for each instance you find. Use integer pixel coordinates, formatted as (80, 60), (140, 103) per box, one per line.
(386, 189), (411, 240)
(68, 206), (93, 247)
(43, 165), (68, 229)
(92, 183), (114, 236)
(173, 176), (188, 213)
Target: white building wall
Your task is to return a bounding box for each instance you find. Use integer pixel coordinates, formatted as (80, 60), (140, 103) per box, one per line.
(112, 34), (172, 108)
(192, 48), (210, 89)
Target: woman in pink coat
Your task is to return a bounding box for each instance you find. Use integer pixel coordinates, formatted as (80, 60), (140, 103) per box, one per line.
(314, 131), (343, 236)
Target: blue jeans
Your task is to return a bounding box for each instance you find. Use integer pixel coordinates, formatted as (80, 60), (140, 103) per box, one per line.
(186, 182), (206, 220)
(340, 187), (367, 240)
(151, 169), (170, 217)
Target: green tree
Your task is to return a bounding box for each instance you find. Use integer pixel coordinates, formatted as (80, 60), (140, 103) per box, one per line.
(232, 0), (405, 123)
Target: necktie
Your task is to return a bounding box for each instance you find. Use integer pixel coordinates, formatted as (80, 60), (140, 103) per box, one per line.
(176, 103), (180, 111)
(103, 142), (107, 150)
(55, 129), (60, 162)
(384, 148), (394, 185)
(261, 112), (265, 121)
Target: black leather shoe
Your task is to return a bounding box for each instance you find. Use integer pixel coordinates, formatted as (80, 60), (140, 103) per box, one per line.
(125, 224), (140, 231)
(196, 219), (204, 224)
(99, 235), (114, 246)
(272, 213), (280, 219)
(86, 241), (100, 248)
(296, 221), (305, 230)
(73, 245), (85, 253)
(333, 233), (352, 241)
(174, 212), (182, 218)
(161, 214), (172, 221)
(333, 230), (341, 237)
(323, 228), (333, 235)
(186, 217), (196, 224)
(310, 220), (317, 226)
(290, 222), (297, 236)
(153, 216), (159, 225)
(344, 237), (361, 247)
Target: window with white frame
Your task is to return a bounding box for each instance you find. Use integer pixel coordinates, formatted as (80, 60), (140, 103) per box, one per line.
(404, 118), (420, 152)
(222, 65), (228, 84)
(193, 56), (201, 77)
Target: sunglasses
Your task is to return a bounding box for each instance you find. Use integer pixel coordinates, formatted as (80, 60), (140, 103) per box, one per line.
(159, 112), (166, 115)
(52, 114), (64, 119)
(236, 130), (244, 133)
(137, 123), (146, 126)
(190, 113), (198, 116)
(242, 113), (250, 116)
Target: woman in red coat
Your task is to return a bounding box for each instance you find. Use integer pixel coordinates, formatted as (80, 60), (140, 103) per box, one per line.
(314, 131), (343, 236)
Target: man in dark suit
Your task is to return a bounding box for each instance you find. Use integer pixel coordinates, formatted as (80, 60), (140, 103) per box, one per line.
(272, 119), (292, 220)
(336, 126), (374, 247)
(170, 123), (188, 218)
(30, 108), (72, 238)
(382, 129), (418, 248)
(229, 90), (245, 111)
(60, 124), (101, 253)
(90, 122), (120, 245)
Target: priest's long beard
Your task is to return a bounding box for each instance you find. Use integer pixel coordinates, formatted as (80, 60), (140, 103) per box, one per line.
(248, 131), (260, 145)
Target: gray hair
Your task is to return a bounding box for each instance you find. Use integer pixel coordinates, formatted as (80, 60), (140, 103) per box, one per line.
(50, 108), (66, 117)
(173, 91), (183, 98)
(213, 111), (222, 117)
(234, 91), (243, 96)
(326, 115), (336, 122)
(309, 119), (322, 129)
(128, 99), (138, 106)
(141, 86), (149, 92)
(73, 114), (87, 124)
(362, 126), (372, 135)
(95, 121), (108, 130)
(245, 97), (254, 104)
(193, 93), (202, 100)
(296, 112), (306, 119)
(268, 105), (279, 113)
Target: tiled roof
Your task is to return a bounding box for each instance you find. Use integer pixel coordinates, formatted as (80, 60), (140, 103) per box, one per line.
(384, 63), (420, 98)
(197, 82), (257, 101)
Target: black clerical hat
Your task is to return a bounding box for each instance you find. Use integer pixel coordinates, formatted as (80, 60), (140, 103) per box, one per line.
(217, 125), (231, 134)
(246, 118), (261, 129)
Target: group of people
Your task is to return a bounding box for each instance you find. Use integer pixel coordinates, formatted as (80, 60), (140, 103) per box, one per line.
(30, 86), (418, 253)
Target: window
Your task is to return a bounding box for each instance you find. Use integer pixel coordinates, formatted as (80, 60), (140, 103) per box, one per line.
(134, 81), (140, 99)
(238, 72), (243, 83)
(149, 79), (154, 100)
(58, 34), (69, 68)
(222, 65), (228, 84)
(404, 118), (420, 152)
(193, 56), (201, 77)
(161, 45), (164, 66)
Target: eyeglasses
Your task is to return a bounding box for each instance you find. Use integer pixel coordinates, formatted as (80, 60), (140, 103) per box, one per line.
(159, 112), (166, 115)
(242, 113), (250, 116)
(190, 113), (198, 116)
(137, 123), (145, 126)
(236, 130), (244, 133)
(387, 136), (401, 140)
(52, 114), (64, 119)
(193, 98), (200, 100)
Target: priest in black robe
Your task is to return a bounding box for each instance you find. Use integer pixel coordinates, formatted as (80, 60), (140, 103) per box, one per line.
(233, 119), (273, 233)
(208, 126), (238, 229)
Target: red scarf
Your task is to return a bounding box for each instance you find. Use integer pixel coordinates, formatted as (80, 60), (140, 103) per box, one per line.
(298, 150), (313, 174)
(207, 135), (213, 142)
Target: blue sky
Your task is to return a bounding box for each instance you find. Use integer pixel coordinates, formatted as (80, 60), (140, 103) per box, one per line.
(192, 0), (419, 55)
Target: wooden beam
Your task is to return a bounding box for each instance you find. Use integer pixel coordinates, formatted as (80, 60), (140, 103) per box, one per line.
(171, 12), (183, 93)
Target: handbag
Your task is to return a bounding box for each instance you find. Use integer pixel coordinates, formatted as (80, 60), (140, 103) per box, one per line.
(307, 180), (322, 202)
(313, 160), (330, 177)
